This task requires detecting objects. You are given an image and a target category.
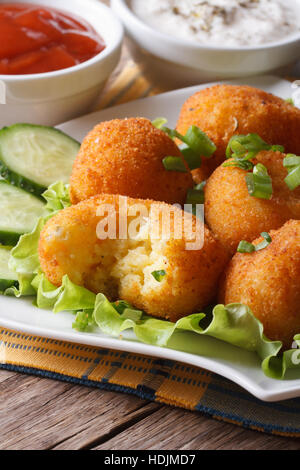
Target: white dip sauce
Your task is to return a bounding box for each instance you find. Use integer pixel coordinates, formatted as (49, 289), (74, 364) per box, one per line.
(131, 0), (300, 47)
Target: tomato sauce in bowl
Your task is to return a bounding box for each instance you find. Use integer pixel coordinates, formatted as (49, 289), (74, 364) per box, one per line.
(0, 2), (106, 75)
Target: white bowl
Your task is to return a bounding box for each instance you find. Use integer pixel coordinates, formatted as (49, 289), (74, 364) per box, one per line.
(111, 0), (300, 86)
(0, 0), (124, 127)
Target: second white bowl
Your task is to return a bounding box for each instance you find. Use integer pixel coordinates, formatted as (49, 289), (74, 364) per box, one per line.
(112, 0), (300, 86)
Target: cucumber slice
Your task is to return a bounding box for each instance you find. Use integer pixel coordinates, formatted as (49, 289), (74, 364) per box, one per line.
(0, 124), (80, 197)
(0, 245), (18, 291)
(0, 181), (45, 245)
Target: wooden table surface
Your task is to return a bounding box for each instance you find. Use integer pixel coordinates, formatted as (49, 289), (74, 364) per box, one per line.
(1, 1), (300, 451)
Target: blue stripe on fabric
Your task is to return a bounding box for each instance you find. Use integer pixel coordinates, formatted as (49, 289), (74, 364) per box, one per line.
(0, 363), (158, 401)
(194, 402), (300, 435)
(149, 368), (170, 378)
(136, 384), (157, 400)
(1, 339), (110, 364)
(207, 383), (300, 414)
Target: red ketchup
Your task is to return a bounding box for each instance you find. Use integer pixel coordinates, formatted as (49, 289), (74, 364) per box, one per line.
(0, 3), (106, 75)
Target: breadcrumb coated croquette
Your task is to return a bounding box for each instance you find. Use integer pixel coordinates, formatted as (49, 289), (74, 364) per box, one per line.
(176, 85), (300, 183)
(70, 118), (193, 205)
(205, 150), (300, 255)
(219, 220), (300, 348)
(39, 194), (229, 322)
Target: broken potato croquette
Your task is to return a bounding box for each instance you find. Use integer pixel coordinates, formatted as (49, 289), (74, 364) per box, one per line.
(39, 194), (229, 322)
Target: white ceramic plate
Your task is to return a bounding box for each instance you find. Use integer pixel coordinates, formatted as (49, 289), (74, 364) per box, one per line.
(1, 75), (299, 402)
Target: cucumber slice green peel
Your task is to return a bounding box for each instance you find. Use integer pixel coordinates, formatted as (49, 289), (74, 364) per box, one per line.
(0, 181), (45, 245)
(0, 245), (18, 292)
(0, 124), (80, 198)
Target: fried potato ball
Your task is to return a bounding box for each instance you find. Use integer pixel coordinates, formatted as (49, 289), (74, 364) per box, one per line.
(205, 150), (300, 255)
(219, 220), (300, 348)
(70, 118), (193, 206)
(39, 194), (229, 322)
(176, 85), (300, 183)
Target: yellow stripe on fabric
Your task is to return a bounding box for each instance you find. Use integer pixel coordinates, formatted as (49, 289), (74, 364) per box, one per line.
(0, 328), (104, 379)
(1, 326), (211, 410)
(155, 367), (212, 410)
(88, 351), (212, 409)
(88, 352), (154, 390)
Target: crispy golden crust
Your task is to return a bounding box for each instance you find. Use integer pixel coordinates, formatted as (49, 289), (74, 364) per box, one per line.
(176, 85), (300, 183)
(204, 150), (300, 255)
(39, 194), (229, 322)
(219, 220), (300, 348)
(70, 118), (193, 206)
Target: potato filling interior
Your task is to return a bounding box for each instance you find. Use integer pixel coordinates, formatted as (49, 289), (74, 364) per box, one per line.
(82, 236), (168, 300)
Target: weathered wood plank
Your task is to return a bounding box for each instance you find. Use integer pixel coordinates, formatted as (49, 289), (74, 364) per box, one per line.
(1, 370), (299, 450)
(0, 369), (17, 384)
(0, 372), (158, 450)
(93, 406), (300, 451)
(53, 402), (160, 450)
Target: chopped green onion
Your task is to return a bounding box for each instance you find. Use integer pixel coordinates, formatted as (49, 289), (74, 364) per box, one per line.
(186, 188), (204, 205)
(151, 270), (166, 282)
(272, 145), (285, 152)
(255, 232), (272, 251)
(162, 156), (187, 173)
(245, 163), (273, 200)
(283, 154), (300, 168)
(152, 117), (168, 129)
(285, 165), (300, 191)
(285, 98), (294, 106)
(111, 300), (143, 321)
(161, 126), (180, 139)
(237, 232), (272, 253)
(186, 182), (206, 205)
(121, 308), (143, 322)
(225, 135), (277, 198)
(113, 300), (132, 314)
(179, 143), (202, 170)
(261, 232), (272, 242)
(223, 159), (254, 171)
(181, 125), (216, 158)
(72, 309), (94, 332)
(283, 154), (300, 190)
(159, 123), (215, 170)
(226, 134), (285, 163)
(237, 241), (255, 253)
(195, 181), (206, 191)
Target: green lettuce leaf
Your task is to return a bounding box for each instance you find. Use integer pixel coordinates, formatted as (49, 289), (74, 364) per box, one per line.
(4, 274), (36, 297)
(9, 217), (46, 276)
(73, 309), (95, 332)
(93, 297), (285, 378)
(34, 274), (96, 313)
(8, 181), (70, 276)
(7, 265), (300, 379)
(42, 182), (71, 212)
